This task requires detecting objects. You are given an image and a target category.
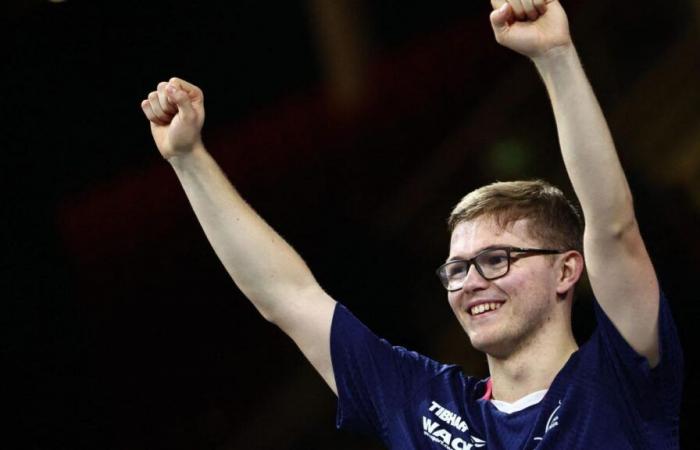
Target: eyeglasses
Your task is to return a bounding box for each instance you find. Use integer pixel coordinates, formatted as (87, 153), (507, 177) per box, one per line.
(436, 246), (564, 292)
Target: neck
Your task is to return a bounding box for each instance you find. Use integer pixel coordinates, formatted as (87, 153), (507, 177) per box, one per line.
(486, 329), (578, 403)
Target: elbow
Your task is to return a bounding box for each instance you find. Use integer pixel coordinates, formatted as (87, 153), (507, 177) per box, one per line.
(586, 190), (637, 240)
(257, 305), (277, 324)
(247, 282), (326, 326)
(608, 214), (639, 242)
(237, 284), (281, 324)
(586, 214), (638, 243)
(585, 212), (646, 260)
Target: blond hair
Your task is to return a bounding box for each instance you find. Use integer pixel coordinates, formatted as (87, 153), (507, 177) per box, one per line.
(448, 180), (583, 253)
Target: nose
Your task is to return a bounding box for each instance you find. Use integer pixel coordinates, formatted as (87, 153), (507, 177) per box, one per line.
(461, 263), (490, 292)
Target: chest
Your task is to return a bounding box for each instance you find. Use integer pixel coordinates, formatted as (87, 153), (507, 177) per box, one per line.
(385, 385), (636, 450)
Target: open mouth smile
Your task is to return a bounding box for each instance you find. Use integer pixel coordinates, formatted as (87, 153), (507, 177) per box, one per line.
(469, 301), (505, 316)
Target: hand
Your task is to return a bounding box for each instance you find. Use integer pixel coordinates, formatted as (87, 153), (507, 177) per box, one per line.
(489, 0), (571, 59)
(141, 78), (205, 160)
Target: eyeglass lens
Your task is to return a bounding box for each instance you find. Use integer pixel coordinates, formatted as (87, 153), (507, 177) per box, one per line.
(441, 248), (510, 290)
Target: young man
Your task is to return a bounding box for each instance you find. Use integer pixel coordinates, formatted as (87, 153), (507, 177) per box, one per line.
(141, 0), (682, 448)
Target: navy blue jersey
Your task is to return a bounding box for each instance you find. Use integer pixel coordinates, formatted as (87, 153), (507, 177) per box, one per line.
(330, 293), (682, 449)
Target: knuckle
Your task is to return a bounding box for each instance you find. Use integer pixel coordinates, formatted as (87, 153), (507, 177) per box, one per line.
(154, 111), (169, 121)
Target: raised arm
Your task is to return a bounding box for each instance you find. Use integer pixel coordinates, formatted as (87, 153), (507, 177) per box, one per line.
(140, 78), (338, 391)
(489, 1), (660, 365)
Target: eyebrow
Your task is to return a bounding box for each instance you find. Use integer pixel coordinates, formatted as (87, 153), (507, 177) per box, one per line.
(445, 245), (506, 263)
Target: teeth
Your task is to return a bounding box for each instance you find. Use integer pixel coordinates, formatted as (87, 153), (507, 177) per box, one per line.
(470, 302), (503, 316)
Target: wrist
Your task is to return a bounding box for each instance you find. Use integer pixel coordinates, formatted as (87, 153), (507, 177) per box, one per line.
(532, 43), (577, 73)
(167, 140), (208, 170)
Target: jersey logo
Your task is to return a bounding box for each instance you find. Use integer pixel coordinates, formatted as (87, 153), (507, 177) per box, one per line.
(533, 400), (562, 442)
(422, 400), (486, 449)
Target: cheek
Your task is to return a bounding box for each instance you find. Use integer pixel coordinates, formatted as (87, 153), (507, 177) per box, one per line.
(500, 266), (556, 307)
(447, 293), (460, 310)
(493, 267), (540, 298)
(447, 293), (469, 318)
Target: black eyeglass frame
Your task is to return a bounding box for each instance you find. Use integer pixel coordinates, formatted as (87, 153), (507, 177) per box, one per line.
(436, 246), (565, 292)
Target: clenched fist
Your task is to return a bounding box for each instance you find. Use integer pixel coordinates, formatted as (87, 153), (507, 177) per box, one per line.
(141, 77), (205, 160)
(489, 0), (571, 59)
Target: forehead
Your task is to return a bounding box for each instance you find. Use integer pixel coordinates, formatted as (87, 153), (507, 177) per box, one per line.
(448, 217), (534, 258)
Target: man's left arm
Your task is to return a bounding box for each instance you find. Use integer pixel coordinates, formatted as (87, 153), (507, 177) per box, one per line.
(490, 0), (660, 366)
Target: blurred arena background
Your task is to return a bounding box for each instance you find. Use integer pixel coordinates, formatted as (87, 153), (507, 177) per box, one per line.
(4, 0), (699, 448)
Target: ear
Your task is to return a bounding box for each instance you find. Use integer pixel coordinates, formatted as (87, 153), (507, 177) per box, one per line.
(555, 250), (584, 297)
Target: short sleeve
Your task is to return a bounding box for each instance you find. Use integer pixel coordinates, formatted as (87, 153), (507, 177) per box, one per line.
(330, 303), (452, 438)
(592, 291), (683, 420)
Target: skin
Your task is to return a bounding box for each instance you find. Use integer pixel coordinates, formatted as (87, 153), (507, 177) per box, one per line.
(140, 0), (661, 405)
(142, 79), (338, 394)
(447, 217), (582, 400)
(478, 0), (660, 400)
(489, 0), (660, 368)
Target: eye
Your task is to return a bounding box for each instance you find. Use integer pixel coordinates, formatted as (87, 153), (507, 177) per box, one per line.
(479, 252), (508, 268)
(445, 262), (467, 278)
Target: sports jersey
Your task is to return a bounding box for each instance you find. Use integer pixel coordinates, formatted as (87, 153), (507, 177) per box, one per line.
(330, 293), (682, 449)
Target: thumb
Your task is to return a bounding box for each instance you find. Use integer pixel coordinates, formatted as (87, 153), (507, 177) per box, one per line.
(490, 3), (512, 36)
(166, 83), (197, 120)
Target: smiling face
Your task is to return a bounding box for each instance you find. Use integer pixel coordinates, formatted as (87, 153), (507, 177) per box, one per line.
(447, 216), (572, 359)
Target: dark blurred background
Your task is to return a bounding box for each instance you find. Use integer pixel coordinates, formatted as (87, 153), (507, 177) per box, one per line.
(4, 0), (699, 448)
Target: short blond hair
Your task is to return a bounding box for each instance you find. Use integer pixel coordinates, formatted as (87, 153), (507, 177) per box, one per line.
(448, 180), (583, 253)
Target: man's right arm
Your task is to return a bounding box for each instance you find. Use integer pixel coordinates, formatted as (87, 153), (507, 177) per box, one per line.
(141, 78), (337, 394)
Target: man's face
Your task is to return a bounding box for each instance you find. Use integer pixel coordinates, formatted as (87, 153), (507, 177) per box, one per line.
(447, 216), (562, 358)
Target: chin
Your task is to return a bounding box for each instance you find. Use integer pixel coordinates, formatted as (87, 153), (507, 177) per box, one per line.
(467, 330), (513, 358)
(466, 330), (495, 352)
